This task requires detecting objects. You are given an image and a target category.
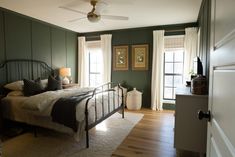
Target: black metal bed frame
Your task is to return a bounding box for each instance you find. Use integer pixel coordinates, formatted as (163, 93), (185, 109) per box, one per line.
(0, 59), (124, 148)
(85, 82), (124, 148)
(0, 59), (54, 83)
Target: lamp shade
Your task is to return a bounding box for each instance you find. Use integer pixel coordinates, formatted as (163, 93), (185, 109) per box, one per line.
(59, 67), (71, 77)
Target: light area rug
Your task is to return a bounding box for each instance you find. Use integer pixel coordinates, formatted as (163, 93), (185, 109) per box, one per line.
(2, 112), (143, 157)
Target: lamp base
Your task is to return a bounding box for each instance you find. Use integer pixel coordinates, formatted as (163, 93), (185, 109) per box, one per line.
(62, 77), (70, 85)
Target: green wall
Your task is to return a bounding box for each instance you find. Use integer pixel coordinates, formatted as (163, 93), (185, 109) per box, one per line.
(81, 23), (197, 108)
(198, 0), (211, 79)
(0, 8), (78, 85)
(112, 28), (153, 108)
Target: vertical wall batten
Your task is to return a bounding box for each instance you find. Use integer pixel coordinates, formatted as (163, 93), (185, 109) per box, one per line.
(2, 11), (6, 60)
(65, 32), (68, 67)
(2, 11), (7, 84)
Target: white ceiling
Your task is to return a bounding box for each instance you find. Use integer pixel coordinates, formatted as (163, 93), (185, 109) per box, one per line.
(0, 0), (202, 33)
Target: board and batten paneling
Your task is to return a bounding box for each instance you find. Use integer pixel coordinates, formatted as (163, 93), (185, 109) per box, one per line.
(0, 8), (78, 85)
(66, 32), (77, 83)
(112, 28), (153, 108)
(51, 28), (66, 69)
(4, 12), (32, 59)
(198, 0), (211, 78)
(0, 11), (6, 85)
(32, 21), (52, 66)
(4, 12), (33, 81)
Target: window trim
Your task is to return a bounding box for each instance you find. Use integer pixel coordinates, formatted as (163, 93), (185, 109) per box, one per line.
(163, 49), (184, 100)
(88, 50), (102, 87)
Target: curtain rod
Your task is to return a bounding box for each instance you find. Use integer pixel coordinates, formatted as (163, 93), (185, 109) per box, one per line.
(165, 29), (185, 33)
(83, 28), (186, 39)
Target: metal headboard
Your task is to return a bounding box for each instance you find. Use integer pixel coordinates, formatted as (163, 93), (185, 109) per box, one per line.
(0, 59), (54, 83)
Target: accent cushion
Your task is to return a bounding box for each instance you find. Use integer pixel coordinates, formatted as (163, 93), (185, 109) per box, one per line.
(4, 80), (24, 91)
(41, 79), (48, 89)
(47, 75), (62, 91)
(23, 78), (44, 96)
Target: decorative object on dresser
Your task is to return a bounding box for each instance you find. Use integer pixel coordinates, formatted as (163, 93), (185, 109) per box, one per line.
(113, 45), (129, 71)
(174, 86), (208, 157)
(132, 44), (149, 70)
(59, 67), (71, 84)
(191, 75), (208, 95)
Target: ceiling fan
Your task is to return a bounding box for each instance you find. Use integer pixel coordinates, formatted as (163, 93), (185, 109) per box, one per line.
(60, 0), (129, 23)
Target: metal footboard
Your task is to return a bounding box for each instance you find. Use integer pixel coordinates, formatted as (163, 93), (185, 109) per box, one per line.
(84, 82), (124, 148)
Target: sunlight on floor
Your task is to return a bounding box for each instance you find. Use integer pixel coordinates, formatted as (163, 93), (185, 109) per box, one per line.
(95, 121), (107, 132)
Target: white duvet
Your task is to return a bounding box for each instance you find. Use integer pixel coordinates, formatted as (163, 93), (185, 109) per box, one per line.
(22, 87), (94, 122)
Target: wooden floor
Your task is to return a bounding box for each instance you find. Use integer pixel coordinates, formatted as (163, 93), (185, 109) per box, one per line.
(112, 108), (176, 157)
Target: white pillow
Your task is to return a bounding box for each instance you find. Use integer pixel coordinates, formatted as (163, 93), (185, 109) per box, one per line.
(7, 91), (24, 97)
(41, 79), (48, 89)
(4, 80), (24, 91)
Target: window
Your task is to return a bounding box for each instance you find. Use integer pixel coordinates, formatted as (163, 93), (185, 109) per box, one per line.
(87, 41), (102, 87)
(163, 36), (184, 100)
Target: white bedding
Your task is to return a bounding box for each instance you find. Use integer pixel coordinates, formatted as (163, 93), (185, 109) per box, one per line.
(21, 87), (94, 122)
(0, 87), (122, 141)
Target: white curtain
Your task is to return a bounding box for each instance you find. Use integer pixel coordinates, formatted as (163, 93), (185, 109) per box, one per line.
(101, 34), (112, 83)
(151, 30), (165, 111)
(184, 27), (198, 81)
(78, 36), (89, 87)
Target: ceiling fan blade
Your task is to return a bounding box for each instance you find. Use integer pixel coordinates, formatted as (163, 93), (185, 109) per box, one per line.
(101, 15), (129, 20)
(68, 17), (87, 22)
(94, 1), (108, 14)
(59, 6), (87, 15)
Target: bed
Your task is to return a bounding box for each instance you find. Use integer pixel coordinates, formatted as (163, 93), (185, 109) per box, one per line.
(0, 59), (124, 148)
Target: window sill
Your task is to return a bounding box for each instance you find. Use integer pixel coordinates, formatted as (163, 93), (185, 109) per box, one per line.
(162, 100), (175, 104)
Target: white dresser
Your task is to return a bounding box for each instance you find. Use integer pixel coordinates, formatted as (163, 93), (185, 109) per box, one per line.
(174, 87), (208, 156)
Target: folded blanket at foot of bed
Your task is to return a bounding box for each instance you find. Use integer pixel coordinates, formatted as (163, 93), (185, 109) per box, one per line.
(51, 93), (91, 132)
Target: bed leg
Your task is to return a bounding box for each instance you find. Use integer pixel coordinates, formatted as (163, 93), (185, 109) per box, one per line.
(121, 88), (124, 119)
(85, 108), (89, 148)
(122, 104), (125, 119)
(86, 129), (89, 148)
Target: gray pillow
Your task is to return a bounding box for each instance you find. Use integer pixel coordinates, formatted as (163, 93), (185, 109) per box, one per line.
(23, 78), (44, 96)
(47, 75), (62, 91)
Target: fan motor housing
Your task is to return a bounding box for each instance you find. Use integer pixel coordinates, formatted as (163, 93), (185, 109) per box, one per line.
(87, 12), (101, 22)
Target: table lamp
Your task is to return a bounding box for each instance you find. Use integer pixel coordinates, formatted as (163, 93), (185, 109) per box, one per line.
(59, 67), (71, 84)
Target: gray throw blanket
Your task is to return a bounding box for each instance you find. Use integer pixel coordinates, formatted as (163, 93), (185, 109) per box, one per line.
(51, 92), (92, 132)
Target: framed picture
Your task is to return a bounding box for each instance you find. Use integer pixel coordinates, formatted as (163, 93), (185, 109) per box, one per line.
(113, 45), (129, 71)
(132, 44), (149, 70)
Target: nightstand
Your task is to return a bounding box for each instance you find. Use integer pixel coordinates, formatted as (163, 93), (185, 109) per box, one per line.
(62, 83), (80, 89)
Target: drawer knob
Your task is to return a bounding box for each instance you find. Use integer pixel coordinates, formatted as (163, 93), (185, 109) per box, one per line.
(198, 110), (211, 122)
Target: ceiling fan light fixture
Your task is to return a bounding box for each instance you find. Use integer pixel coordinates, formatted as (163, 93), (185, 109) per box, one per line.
(60, 0), (129, 23)
(87, 12), (101, 22)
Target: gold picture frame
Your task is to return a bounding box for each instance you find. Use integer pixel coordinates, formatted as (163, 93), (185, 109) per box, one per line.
(113, 45), (129, 71)
(132, 44), (149, 70)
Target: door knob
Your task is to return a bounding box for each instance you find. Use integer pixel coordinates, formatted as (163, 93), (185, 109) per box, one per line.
(198, 110), (211, 121)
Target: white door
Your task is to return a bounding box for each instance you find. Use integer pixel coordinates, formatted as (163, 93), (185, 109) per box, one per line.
(206, 0), (235, 156)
